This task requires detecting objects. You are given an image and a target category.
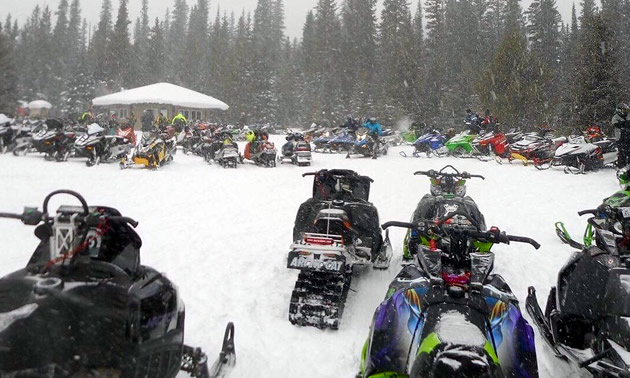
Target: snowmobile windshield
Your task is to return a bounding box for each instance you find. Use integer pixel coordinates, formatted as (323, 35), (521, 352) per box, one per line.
(605, 270), (630, 316)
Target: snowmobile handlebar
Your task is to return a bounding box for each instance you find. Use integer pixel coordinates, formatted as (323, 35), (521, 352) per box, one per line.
(381, 221), (540, 249)
(578, 209), (599, 217)
(0, 209), (139, 228)
(414, 165), (485, 180)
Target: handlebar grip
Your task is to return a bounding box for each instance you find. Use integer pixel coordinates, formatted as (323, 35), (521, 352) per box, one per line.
(109, 216), (139, 228)
(578, 209), (598, 216)
(302, 172), (316, 177)
(0, 212), (23, 221)
(382, 221), (415, 230)
(414, 171), (436, 177)
(507, 235), (541, 249)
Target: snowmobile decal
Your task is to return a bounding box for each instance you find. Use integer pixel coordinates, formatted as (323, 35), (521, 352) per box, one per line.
(287, 254), (344, 273)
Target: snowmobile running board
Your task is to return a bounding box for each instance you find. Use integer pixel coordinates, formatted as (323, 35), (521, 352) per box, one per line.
(181, 322), (236, 378)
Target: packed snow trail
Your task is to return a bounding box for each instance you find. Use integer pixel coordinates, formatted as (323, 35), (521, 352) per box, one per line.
(0, 135), (614, 377)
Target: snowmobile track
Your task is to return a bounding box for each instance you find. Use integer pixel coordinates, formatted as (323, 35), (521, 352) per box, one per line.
(288, 270), (352, 330)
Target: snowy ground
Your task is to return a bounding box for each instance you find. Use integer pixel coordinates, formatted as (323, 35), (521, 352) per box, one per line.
(0, 135), (616, 377)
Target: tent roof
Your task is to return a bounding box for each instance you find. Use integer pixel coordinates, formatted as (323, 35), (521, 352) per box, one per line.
(92, 82), (229, 110)
(28, 100), (52, 109)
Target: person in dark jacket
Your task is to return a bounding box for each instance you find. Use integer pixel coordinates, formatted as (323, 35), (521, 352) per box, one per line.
(141, 109), (155, 132)
(613, 103), (630, 167)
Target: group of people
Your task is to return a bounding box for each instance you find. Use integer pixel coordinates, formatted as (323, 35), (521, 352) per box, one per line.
(141, 109), (188, 133)
(340, 116), (383, 159)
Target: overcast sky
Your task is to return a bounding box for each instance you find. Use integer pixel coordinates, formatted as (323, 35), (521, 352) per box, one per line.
(1, 0), (579, 39)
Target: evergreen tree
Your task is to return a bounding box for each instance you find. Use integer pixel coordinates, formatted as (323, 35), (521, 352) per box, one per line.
(478, 28), (546, 129)
(91, 0), (113, 85)
(575, 14), (620, 128)
(109, 0), (132, 89)
(0, 22), (17, 113)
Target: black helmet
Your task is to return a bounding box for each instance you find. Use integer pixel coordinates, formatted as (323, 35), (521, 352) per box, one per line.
(466, 108), (473, 114)
(617, 103), (629, 118)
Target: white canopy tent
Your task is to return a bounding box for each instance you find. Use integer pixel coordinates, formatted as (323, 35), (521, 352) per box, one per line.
(27, 100), (52, 110)
(92, 83), (229, 129)
(92, 83), (229, 110)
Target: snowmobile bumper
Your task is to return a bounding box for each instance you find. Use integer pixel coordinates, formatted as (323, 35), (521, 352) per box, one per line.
(287, 235), (347, 274)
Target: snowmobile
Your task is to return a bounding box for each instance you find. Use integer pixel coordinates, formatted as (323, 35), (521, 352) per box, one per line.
(500, 128), (566, 169)
(527, 200), (630, 377)
(32, 119), (78, 162)
(382, 128), (404, 146)
(312, 128), (336, 152)
(349, 131), (389, 158)
(288, 169), (393, 329)
(74, 123), (136, 167)
(121, 130), (172, 169)
(215, 132), (241, 169)
(403, 165), (487, 260)
(280, 132), (312, 166)
(328, 130), (357, 153)
(444, 130), (480, 158)
(0, 189), (236, 378)
(244, 132), (277, 167)
(551, 135), (617, 174)
(73, 123), (107, 166)
(473, 129), (523, 158)
(11, 119), (44, 156)
(361, 216), (540, 378)
(399, 129), (446, 158)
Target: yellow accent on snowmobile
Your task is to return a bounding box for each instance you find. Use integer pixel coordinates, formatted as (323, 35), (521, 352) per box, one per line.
(511, 153), (529, 165)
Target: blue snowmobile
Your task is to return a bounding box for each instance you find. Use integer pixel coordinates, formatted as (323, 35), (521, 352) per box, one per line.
(400, 129), (447, 158)
(360, 214), (540, 378)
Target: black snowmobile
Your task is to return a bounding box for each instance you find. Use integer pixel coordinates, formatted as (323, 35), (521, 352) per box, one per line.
(287, 169), (393, 329)
(280, 132), (312, 166)
(0, 190), (236, 378)
(360, 215), (540, 378)
(403, 165), (487, 260)
(527, 191), (630, 377)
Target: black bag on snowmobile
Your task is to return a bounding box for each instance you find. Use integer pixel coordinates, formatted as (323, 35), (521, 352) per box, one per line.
(0, 190), (235, 378)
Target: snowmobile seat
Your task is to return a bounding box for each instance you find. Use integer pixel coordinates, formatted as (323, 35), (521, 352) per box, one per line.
(312, 169), (372, 202)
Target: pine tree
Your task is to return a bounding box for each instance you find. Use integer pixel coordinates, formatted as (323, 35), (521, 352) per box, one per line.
(91, 0), (113, 85)
(341, 0), (377, 116)
(379, 0), (418, 122)
(478, 28), (546, 129)
(167, 0), (189, 83)
(0, 22), (17, 114)
(109, 0), (132, 89)
(575, 14), (620, 128)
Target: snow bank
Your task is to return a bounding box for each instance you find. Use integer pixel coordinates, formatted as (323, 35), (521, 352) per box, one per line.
(92, 82), (229, 110)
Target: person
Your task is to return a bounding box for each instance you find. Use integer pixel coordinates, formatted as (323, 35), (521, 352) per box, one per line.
(171, 112), (187, 132)
(342, 115), (359, 136)
(363, 117), (383, 159)
(410, 122), (427, 139)
(141, 109), (155, 132)
(79, 106), (95, 125)
(481, 109), (498, 133)
(613, 103), (630, 168)
(465, 108), (482, 134)
(118, 118), (137, 146)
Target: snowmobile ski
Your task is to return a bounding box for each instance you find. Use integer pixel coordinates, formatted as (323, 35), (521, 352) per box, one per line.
(554, 222), (584, 249)
(209, 322), (236, 378)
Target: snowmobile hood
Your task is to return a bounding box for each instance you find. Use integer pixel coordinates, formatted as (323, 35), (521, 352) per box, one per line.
(554, 142), (598, 157)
(87, 123), (105, 135)
(0, 268), (132, 374)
